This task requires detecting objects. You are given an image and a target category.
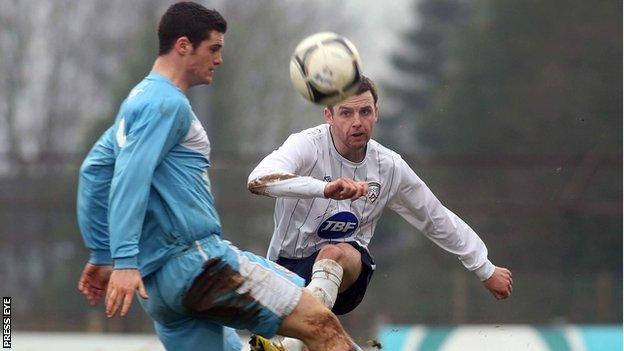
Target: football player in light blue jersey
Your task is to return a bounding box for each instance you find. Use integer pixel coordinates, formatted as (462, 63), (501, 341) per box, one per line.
(76, 126), (241, 351)
(77, 2), (363, 351)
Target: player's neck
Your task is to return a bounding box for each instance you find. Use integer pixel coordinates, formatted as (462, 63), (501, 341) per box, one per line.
(152, 56), (190, 93)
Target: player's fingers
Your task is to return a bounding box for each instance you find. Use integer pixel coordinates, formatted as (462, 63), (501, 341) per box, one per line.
(343, 187), (357, 199)
(349, 184), (366, 200)
(358, 182), (369, 197)
(493, 287), (508, 299)
(339, 184), (356, 199)
(340, 178), (355, 190)
(325, 181), (342, 198)
(90, 288), (104, 305)
(105, 288), (118, 316)
(78, 273), (91, 293)
(503, 283), (512, 297)
(85, 287), (96, 298)
(349, 181), (362, 198)
(334, 181), (348, 197)
(138, 280), (149, 300)
(105, 285), (113, 305)
(109, 292), (124, 317)
(120, 291), (134, 317)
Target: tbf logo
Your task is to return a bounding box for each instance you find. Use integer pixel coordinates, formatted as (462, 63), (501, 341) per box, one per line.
(317, 211), (359, 239)
(320, 221), (357, 232)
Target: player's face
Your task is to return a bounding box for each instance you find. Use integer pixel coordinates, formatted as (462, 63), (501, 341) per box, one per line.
(324, 91), (378, 152)
(187, 30), (224, 85)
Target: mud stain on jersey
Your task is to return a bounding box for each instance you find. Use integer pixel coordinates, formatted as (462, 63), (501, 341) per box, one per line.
(182, 258), (262, 324)
(248, 172), (298, 195)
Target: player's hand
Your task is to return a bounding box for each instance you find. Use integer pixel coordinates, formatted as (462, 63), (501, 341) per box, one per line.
(324, 178), (368, 200)
(78, 263), (113, 306)
(483, 266), (513, 300)
(105, 269), (149, 317)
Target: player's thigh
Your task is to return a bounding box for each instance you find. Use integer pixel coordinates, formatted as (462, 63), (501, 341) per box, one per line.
(154, 318), (228, 351)
(182, 236), (305, 338)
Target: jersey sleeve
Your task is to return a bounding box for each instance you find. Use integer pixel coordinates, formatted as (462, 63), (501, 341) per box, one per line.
(108, 98), (190, 269)
(76, 127), (115, 265)
(247, 132), (326, 198)
(387, 158), (495, 281)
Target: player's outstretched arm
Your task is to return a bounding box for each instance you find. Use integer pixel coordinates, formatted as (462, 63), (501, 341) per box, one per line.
(105, 268), (149, 317)
(323, 178), (368, 201)
(78, 263), (113, 306)
(483, 266), (513, 300)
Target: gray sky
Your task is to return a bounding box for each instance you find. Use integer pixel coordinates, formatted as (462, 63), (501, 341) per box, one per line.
(344, 0), (414, 80)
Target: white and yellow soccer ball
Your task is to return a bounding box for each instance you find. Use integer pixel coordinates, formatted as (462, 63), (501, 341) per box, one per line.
(289, 32), (363, 105)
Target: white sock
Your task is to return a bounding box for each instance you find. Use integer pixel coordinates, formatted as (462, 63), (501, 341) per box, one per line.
(281, 337), (304, 351)
(305, 258), (343, 309)
(279, 260), (343, 351)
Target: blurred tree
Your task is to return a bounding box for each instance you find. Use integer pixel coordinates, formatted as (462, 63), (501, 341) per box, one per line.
(423, 0), (621, 156)
(379, 0), (471, 150)
(0, 0), (159, 176)
(384, 0), (622, 323)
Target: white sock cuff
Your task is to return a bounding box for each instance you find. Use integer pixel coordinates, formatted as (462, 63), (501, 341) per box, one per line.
(311, 259), (344, 286)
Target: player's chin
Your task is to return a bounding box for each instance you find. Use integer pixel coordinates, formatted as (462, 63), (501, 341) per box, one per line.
(202, 72), (214, 84)
(349, 137), (369, 148)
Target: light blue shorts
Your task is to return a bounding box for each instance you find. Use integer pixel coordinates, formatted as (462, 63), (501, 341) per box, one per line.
(139, 235), (304, 350)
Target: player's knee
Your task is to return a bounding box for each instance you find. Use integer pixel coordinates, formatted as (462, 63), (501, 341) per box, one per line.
(318, 244), (345, 262)
(318, 243), (360, 267)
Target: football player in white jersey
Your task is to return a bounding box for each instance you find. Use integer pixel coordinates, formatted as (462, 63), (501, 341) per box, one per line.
(247, 76), (513, 350)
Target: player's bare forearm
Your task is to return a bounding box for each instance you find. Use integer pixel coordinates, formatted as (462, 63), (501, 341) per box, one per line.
(105, 268), (149, 317)
(483, 266), (513, 300)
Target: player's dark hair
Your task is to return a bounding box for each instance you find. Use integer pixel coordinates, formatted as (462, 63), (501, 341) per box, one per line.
(327, 75), (378, 111)
(158, 2), (227, 55)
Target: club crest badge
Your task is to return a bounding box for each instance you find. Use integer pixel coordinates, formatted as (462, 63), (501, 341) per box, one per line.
(367, 181), (381, 203)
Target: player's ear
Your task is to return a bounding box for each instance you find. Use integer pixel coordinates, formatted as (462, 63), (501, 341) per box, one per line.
(174, 37), (193, 55)
(323, 107), (334, 125)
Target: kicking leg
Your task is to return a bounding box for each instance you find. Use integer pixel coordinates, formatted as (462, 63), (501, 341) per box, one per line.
(307, 243), (362, 308)
(280, 243), (362, 350)
(277, 289), (361, 351)
(181, 236), (361, 351)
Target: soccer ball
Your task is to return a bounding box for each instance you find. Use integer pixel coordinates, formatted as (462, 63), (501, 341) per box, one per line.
(289, 32), (363, 105)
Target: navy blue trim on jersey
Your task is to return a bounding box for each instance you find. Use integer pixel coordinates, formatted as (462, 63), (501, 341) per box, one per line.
(276, 241), (375, 315)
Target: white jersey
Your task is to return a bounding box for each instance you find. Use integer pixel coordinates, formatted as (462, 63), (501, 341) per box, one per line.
(248, 124), (495, 281)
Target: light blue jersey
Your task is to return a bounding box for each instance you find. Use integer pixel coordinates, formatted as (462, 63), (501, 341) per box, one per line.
(77, 127), (115, 265)
(108, 72), (221, 276)
(77, 72), (303, 349)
